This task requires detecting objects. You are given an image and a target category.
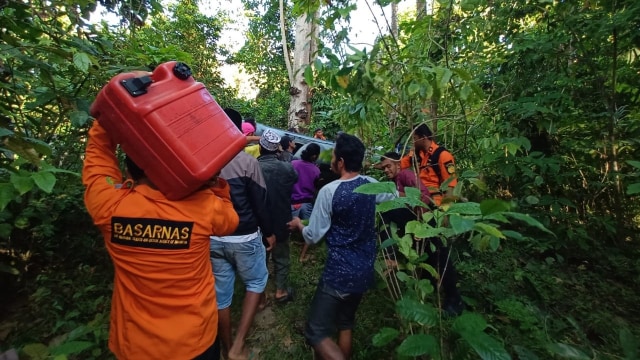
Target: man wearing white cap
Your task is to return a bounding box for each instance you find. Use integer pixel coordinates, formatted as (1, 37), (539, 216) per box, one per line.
(258, 130), (298, 304)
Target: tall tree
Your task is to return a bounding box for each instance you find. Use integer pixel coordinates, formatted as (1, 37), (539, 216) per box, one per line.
(286, 3), (319, 131)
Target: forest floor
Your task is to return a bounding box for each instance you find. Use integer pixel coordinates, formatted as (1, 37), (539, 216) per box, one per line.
(2, 230), (640, 359)
(231, 237), (398, 360)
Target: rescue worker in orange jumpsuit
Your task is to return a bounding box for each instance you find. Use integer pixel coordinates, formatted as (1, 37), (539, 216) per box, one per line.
(82, 120), (239, 359)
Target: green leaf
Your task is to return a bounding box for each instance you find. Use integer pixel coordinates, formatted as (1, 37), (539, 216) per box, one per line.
(356, 181), (396, 195)
(0, 127), (14, 137)
(408, 83), (420, 95)
(449, 215), (475, 234)
(461, 0), (480, 12)
(51, 341), (94, 356)
(73, 52), (91, 73)
(619, 328), (639, 360)
(0, 262), (19, 275)
(0, 223), (12, 239)
(459, 330), (512, 360)
(405, 220), (444, 238)
(22, 343), (49, 360)
(396, 298), (438, 326)
(627, 183), (640, 195)
(453, 312), (487, 333)
(70, 110), (91, 127)
(416, 278), (434, 296)
(513, 345), (540, 360)
(446, 202), (482, 215)
(468, 178), (487, 191)
(396, 334), (438, 357)
(32, 171), (56, 193)
(525, 195), (539, 205)
(38, 161), (80, 175)
(460, 170), (480, 178)
(0, 183), (16, 211)
(404, 186), (421, 200)
(489, 236), (501, 251)
(473, 222), (505, 239)
(14, 216), (29, 229)
(303, 65), (314, 87)
(546, 343), (590, 359)
(503, 212), (555, 236)
(483, 213), (509, 223)
(26, 137), (53, 157)
(376, 198), (413, 213)
(10, 173), (34, 195)
(626, 160), (640, 169)
(502, 230), (525, 241)
(480, 199), (511, 215)
(435, 67), (452, 90)
(372, 327), (399, 347)
(380, 238), (396, 249)
(395, 271), (410, 283)
(452, 67), (473, 81)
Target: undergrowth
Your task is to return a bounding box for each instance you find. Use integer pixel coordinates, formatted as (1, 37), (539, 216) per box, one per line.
(1, 231), (639, 359)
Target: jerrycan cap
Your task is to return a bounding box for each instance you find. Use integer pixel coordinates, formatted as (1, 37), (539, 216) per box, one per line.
(173, 62), (192, 80)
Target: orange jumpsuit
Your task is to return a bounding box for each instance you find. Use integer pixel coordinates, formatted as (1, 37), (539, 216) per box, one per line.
(400, 142), (457, 206)
(82, 121), (239, 359)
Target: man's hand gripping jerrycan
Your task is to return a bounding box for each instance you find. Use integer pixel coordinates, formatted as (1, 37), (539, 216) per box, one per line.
(90, 61), (245, 200)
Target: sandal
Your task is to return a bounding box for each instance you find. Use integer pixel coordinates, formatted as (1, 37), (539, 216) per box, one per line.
(275, 287), (295, 304)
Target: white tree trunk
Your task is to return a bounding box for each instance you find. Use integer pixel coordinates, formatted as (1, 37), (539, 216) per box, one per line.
(287, 12), (317, 132)
(391, 2), (398, 39)
(279, 0), (293, 84)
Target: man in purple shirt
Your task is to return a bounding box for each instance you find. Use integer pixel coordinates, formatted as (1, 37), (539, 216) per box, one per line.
(291, 143), (321, 220)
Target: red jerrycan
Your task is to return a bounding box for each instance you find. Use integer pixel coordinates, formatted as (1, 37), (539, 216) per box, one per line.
(90, 61), (245, 200)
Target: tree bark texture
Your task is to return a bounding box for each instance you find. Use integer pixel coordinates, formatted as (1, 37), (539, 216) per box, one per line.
(288, 12), (317, 132)
(279, 0), (293, 84)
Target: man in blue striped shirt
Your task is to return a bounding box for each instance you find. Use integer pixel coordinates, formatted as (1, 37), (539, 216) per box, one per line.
(288, 133), (394, 360)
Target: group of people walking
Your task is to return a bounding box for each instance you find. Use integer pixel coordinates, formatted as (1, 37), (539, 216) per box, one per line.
(82, 107), (463, 359)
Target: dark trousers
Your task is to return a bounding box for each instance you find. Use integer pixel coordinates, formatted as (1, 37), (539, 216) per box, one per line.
(270, 228), (291, 290)
(380, 208), (460, 300)
(193, 336), (220, 360)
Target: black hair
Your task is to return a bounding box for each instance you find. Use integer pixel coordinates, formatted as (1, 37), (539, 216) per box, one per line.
(280, 135), (293, 149)
(413, 124), (433, 139)
(259, 145), (278, 156)
(244, 117), (257, 129)
(301, 143), (321, 162)
(224, 108), (243, 130)
(125, 155), (145, 181)
(334, 133), (365, 172)
(383, 151), (401, 161)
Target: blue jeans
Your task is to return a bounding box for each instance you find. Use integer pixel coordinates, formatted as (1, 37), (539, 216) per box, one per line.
(210, 236), (268, 309)
(291, 202), (313, 220)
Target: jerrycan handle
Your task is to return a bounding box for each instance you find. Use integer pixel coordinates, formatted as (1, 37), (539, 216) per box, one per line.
(120, 76), (153, 97)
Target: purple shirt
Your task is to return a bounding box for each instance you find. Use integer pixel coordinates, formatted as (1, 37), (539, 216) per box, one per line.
(291, 160), (320, 203)
(395, 169), (432, 207)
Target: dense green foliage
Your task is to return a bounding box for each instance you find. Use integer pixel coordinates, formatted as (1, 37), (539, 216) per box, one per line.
(0, 0), (639, 359)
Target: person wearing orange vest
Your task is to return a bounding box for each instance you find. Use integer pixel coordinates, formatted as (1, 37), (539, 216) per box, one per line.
(82, 120), (239, 359)
(401, 124), (457, 206)
(400, 123), (464, 316)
